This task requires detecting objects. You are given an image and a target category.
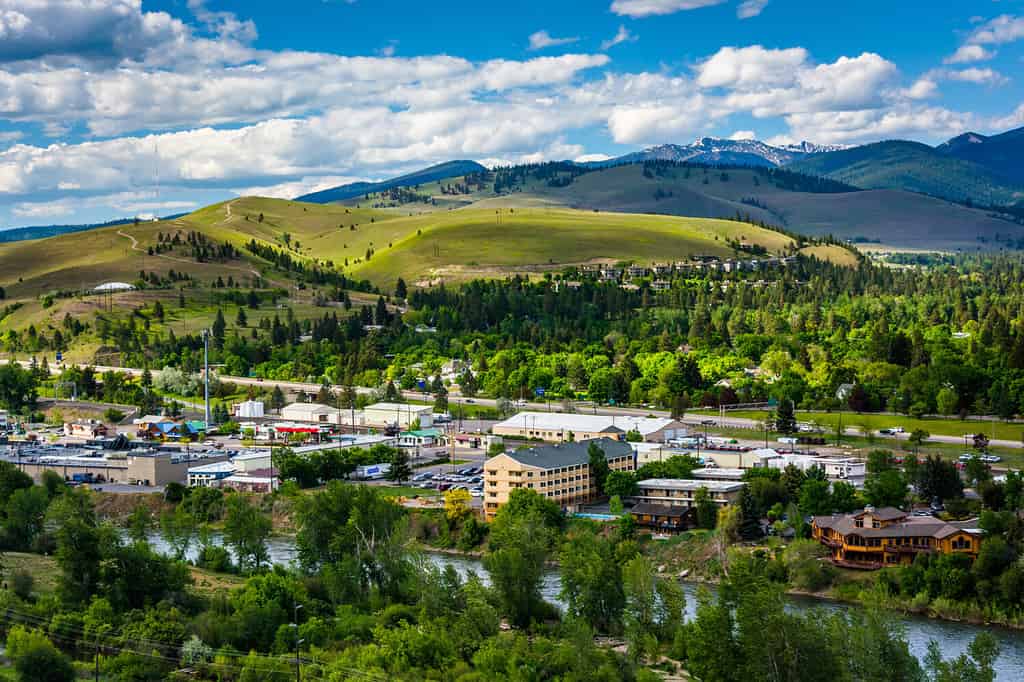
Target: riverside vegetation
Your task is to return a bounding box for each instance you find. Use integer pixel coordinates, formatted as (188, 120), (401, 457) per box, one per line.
(0, 463), (1008, 681)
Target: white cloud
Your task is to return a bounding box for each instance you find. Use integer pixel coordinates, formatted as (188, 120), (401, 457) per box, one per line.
(376, 41), (398, 57)
(12, 191), (197, 218)
(574, 153), (612, 163)
(0, 0), (193, 63)
(729, 130), (757, 140)
(234, 175), (364, 199)
(187, 0), (257, 42)
(697, 46), (809, 89)
(600, 25), (637, 51)
(610, 0), (725, 18)
(904, 77), (938, 100)
(944, 44), (994, 64)
(943, 67), (1008, 86)
(969, 14), (1024, 45)
(528, 30), (579, 50)
(783, 106), (973, 146)
(737, 0), (769, 19)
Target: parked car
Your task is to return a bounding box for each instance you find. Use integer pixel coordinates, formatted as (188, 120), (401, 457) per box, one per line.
(982, 454), (1002, 463)
(959, 453), (975, 462)
(470, 489), (484, 498)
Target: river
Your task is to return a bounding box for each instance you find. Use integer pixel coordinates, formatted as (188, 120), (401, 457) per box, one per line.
(144, 532), (1024, 680)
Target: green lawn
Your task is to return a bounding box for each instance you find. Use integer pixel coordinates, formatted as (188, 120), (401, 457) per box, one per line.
(377, 485), (440, 498)
(722, 409), (1024, 443)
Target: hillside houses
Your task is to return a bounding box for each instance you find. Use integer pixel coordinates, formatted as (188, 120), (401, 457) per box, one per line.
(571, 254), (797, 287)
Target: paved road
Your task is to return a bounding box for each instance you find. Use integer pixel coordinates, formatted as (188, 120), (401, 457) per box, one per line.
(6, 358), (1021, 450)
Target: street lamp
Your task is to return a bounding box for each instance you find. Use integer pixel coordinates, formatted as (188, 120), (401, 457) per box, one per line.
(291, 603), (304, 681)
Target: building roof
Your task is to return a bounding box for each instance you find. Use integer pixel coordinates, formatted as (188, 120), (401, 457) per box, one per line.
(402, 429), (443, 438)
(282, 402), (339, 414)
(691, 467), (746, 480)
(232, 451), (272, 462)
(495, 411), (681, 436)
(854, 506), (906, 521)
(637, 478), (745, 493)
(630, 501), (693, 518)
(497, 438), (633, 470)
(93, 281), (135, 292)
(813, 509), (983, 540)
(188, 461), (237, 475)
(365, 402), (432, 413)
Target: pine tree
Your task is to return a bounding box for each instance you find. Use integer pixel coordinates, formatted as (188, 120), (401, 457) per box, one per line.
(774, 399), (797, 434)
(235, 307), (247, 328)
(738, 487), (762, 540)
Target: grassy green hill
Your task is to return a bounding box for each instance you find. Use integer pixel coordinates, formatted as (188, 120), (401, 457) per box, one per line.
(786, 140), (1024, 206)
(359, 162), (1018, 250)
(0, 197), (820, 347)
(348, 207), (797, 285)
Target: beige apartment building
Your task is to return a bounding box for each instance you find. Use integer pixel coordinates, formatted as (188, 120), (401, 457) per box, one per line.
(483, 438), (635, 518)
(634, 478), (744, 508)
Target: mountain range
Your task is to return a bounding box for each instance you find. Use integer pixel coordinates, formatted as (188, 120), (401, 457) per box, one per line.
(295, 160), (486, 204)
(596, 137), (848, 168)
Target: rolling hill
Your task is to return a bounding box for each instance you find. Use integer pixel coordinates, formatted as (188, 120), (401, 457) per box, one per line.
(347, 161), (1017, 250)
(786, 133), (1024, 206)
(937, 127), (1024, 185)
(295, 160), (486, 204)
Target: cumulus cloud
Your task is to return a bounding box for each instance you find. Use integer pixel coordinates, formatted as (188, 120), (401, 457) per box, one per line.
(697, 46), (809, 89)
(737, 0), (769, 19)
(0, 3), (1008, 222)
(610, 0), (725, 18)
(12, 191), (197, 218)
(968, 14), (1024, 45)
(600, 25), (637, 50)
(187, 0), (257, 42)
(729, 130), (757, 140)
(944, 44), (994, 64)
(943, 67), (1008, 86)
(903, 78), (938, 100)
(528, 30), (579, 50)
(0, 0), (190, 62)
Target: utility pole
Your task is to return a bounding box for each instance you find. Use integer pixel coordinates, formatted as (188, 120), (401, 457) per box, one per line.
(292, 603), (304, 682)
(202, 329), (211, 429)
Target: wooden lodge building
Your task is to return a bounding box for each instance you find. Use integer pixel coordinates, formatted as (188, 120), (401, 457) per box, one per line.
(812, 506), (983, 569)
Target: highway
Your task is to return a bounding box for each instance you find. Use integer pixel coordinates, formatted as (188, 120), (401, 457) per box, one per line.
(4, 358), (1021, 450)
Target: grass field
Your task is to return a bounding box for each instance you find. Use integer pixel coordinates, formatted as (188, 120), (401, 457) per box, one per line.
(377, 485), (441, 498)
(721, 409), (1024, 443)
(352, 207), (796, 285)
(376, 163), (1009, 251)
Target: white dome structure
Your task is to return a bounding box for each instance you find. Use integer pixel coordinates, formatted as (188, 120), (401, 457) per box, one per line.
(92, 282), (135, 292)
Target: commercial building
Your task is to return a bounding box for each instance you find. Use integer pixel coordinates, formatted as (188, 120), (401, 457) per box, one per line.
(493, 412), (686, 443)
(398, 429), (443, 449)
(363, 402), (434, 429)
(633, 478), (745, 508)
(812, 507), (983, 568)
(235, 400), (265, 419)
(187, 460), (237, 487)
(64, 419), (109, 439)
(483, 438), (635, 518)
(4, 444), (228, 487)
(281, 402), (340, 424)
(690, 467), (746, 481)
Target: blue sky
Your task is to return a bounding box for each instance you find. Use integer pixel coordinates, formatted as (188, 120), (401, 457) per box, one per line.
(0, 0), (1022, 227)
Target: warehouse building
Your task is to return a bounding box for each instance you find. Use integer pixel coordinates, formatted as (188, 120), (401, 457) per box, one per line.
(493, 412), (686, 443)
